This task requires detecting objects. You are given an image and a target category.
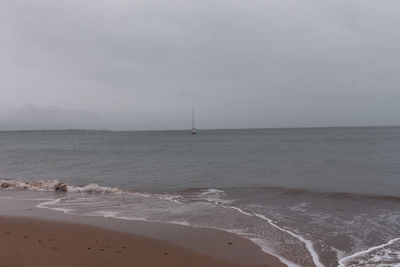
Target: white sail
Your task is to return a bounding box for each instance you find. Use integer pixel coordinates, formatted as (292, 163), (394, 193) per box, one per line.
(191, 108), (197, 134)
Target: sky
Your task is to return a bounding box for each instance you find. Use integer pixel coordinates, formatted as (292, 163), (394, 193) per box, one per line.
(1, 0), (400, 130)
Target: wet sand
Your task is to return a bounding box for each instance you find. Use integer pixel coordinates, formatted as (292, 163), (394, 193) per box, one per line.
(0, 217), (274, 267)
(0, 194), (284, 267)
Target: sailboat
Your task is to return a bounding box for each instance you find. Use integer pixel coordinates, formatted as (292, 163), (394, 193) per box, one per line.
(191, 108), (197, 134)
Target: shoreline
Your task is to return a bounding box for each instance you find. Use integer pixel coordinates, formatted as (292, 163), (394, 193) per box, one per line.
(0, 194), (284, 266)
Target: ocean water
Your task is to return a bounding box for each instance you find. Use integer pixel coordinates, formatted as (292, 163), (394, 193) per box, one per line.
(1, 127), (400, 266)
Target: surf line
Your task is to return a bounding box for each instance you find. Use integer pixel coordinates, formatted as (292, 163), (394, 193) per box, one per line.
(227, 205), (324, 267)
(36, 197), (76, 213)
(338, 237), (400, 266)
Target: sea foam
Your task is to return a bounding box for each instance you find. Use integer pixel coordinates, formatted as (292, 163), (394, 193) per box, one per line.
(0, 179), (123, 194)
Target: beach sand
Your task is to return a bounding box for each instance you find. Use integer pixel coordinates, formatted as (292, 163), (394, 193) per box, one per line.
(0, 195), (284, 267)
(0, 217), (268, 267)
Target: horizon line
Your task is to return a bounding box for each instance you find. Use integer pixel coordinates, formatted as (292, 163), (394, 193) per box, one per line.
(0, 124), (399, 133)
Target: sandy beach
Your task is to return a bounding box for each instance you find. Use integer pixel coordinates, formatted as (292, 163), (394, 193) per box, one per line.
(0, 217), (269, 267)
(0, 194), (284, 267)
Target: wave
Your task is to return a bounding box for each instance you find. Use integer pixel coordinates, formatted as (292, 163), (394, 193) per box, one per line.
(0, 179), (190, 208)
(0, 179), (232, 206)
(3, 179), (400, 203)
(199, 188), (225, 196)
(0, 179), (124, 194)
(197, 188), (232, 204)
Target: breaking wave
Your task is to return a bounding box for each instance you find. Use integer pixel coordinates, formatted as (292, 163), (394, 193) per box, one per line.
(3, 179), (400, 203)
(0, 179), (123, 194)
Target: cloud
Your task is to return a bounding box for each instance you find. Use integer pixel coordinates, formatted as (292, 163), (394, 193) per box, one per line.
(0, 0), (399, 130)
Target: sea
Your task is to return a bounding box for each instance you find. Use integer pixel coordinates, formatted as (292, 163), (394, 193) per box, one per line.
(1, 126), (400, 266)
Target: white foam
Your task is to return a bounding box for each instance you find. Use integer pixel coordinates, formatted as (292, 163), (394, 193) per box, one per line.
(0, 179), (186, 209)
(227, 205), (323, 267)
(1, 179), (63, 191)
(67, 183), (123, 194)
(156, 194), (183, 204)
(0, 179), (124, 194)
(199, 188), (226, 196)
(198, 188), (232, 204)
(331, 247), (346, 264)
(254, 213), (324, 267)
(287, 202), (310, 212)
(93, 210), (120, 218)
(338, 237), (400, 267)
(228, 206), (253, 216)
(36, 197), (62, 207)
(36, 198), (75, 213)
(164, 220), (192, 226)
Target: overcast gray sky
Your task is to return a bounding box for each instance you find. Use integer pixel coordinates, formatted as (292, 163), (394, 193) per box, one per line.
(1, 0), (399, 130)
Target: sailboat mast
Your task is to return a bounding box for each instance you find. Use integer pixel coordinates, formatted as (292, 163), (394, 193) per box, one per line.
(191, 108), (197, 134)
